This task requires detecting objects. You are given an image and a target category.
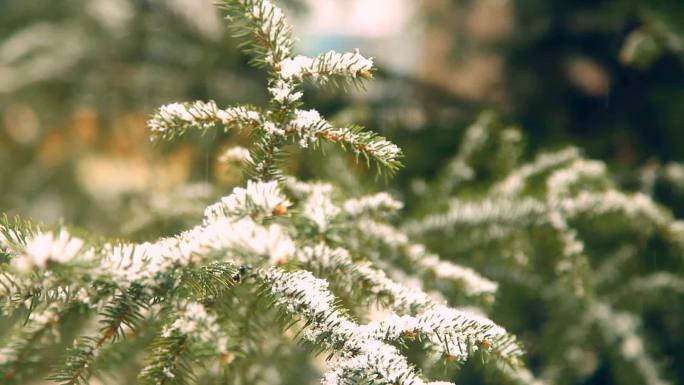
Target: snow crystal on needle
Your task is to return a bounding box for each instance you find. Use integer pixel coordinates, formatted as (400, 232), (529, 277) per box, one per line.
(204, 180), (291, 221)
(13, 229), (90, 273)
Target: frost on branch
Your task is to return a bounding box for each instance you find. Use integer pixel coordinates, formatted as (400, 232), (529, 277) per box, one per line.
(203, 180), (291, 221)
(405, 113), (684, 385)
(268, 79), (303, 104)
(148, 101), (262, 141)
(357, 219), (499, 301)
(261, 268), (520, 385)
(1, 2), (526, 385)
(279, 49), (374, 86)
(343, 192), (403, 217)
(1, 177), (524, 385)
(148, 0), (402, 179)
(286, 110), (403, 174)
(10, 229), (90, 273)
(219, 0), (294, 69)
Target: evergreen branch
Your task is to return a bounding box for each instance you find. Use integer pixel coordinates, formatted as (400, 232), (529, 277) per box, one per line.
(493, 147), (580, 196)
(138, 334), (191, 385)
(140, 301), (234, 385)
(259, 267), (522, 385)
(288, 179), (498, 303)
(547, 209), (593, 298)
(434, 112), (494, 196)
(403, 197), (548, 236)
(0, 214), (37, 252)
(430, 111), (525, 201)
(342, 192), (403, 218)
(245, 133), (288, 182)
(179, 262), (238, 300)
(0, 302), (76, 383)
(47, 288), (147, 385)
(278, 49), (374, 87)
(218, 0), (294, 70)
(589, 301), (671, 385)
(546, 159), (608, 200)
(259, 267), (425, 385)
(315, 125), (403, 176)
(611, 272), (684, 302)
(294, 243), (414, 310)
(148, 101), (262, 141)
(405, 188), (679, 238)
(295, 243), (516, 366)
(203, 180), (291, 222)
(1, 227), (97, 312)
(354, 220), (499, 300)
(364, 309), (522, 367)
(267, 79), (303, 106)
(284, 109), (402, 175)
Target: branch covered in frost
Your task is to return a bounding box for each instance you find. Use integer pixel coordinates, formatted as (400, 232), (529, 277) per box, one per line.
(343, 192), (403, 217)
(0, 302), (77, 381)
(404, 197), (548, 236)
(294, 244), (512, 364)
(294, 243), (431, 314)
(286, 109), (403, 175)
(612, 272), (684, 300)
(139, 301), (232, 384)
(546, 159), (607, 200)
(147, 1), (401, 179)
(435, 112), (492, 195)
(2, 172), (522, 385)
(406, 189), (683, 247)
(148, 101), (262, 141)
(218, 0), (294, 70)
(493, 147), (580, 196)
(358, 220), (499, 300)
(589, 302), (671, 385)
(2, 182), (296, 296)
(203, 180), (291, 222)
(408, 119), (684, 385)
(259, 267), (522, 385)
(279, 49), (374, 87)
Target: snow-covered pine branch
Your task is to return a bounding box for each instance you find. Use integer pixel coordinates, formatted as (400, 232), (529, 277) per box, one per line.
(406, 115), (684, 385)
(287, 109), (403, 174)
(147, 101), (262, 141)
(260, 267), (520, 385)
(148, 0), (402, 180)
(1, 2), (533, 385)
(279, 49), (374, 87)
(218, 0), (294, 70)
(2, 173), (524, 385)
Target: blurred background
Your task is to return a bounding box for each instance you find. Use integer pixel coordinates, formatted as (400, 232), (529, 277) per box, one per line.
(1, 1), (684, 385)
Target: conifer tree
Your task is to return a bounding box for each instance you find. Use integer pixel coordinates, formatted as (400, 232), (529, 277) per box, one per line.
(0, 2), (526, 385)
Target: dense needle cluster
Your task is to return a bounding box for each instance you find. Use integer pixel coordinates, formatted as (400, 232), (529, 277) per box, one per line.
(405, 113), (684, 385)
(0, 2), (526, 385)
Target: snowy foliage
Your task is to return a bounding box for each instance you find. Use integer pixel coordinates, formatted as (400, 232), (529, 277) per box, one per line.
(0, 2), (522, 385)
(406, 113), (684, 385)
(2, 2), (681, 385)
